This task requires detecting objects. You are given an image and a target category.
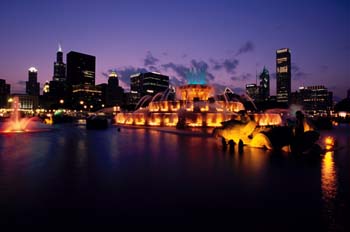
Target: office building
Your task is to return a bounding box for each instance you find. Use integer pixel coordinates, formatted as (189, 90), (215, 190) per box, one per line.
(67, 51), (95, 86)
(66, 51), (97, 109)
(26, 67), (40, 96)
(246, 83), (259, 100)
(107, 71), (124, 106)
(53, 44), (66, 82)
(0, 79), (11, 108)
(71, 84), (102, 110)
(130, 72), (169, 99)
(296, 85), (333, 113)
(276, 48), (291, 104)
(259, 67), (270, 101)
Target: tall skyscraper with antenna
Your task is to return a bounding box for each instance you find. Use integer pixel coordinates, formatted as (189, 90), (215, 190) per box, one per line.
(53, 43), (66, 81)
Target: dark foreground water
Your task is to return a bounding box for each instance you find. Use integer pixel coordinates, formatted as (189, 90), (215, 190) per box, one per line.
(0, 123), (349, 230)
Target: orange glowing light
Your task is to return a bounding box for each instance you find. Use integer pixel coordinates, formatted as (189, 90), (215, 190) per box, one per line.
(254, 113), (282, 126)
(321, 151), (337, 201)
(325, 136), (335, 146)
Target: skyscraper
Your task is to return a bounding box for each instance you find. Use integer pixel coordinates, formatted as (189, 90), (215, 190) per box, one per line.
(66, 51), (100, 109)
(276, 48), (291, 104)
(44, 44), (68, 108)
(67, 51), (95, 86)
(130, 72), (169, 97)
(296, 85), (333, 113)
(26, 67), (40, 96)
(0, 79), (10, 108)
(53, 44), (66, 81)
(246, 83), (259, 100)
(107, 71), (124, 106)
(259, 67), (270, 101)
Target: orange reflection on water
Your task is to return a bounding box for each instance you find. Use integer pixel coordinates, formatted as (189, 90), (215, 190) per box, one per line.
(321, 151), (337, 202)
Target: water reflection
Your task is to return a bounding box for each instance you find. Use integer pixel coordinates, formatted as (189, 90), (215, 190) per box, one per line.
(322, 150), (337, 202)
(0, 124), (348, 229)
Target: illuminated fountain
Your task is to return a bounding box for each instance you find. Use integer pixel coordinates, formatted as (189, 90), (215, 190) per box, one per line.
(116, 83), (246, 128)
(115, 69), (310, 150)
(115, 68), (281, 129)
(1, 97), (48, 133)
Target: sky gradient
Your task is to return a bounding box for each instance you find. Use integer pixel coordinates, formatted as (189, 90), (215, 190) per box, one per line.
(0, 0), (349, 98)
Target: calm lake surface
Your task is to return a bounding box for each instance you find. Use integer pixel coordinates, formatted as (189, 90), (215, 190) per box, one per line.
(0, 123), (349, 230)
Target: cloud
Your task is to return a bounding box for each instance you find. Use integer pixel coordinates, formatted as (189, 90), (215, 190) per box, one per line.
(190, 59), (215, 81)
(291, 63), (309, 80)
(144, 51), (159, 66)
(148, 66), (160, 72)
(230, 73), (252, 81)
(236, 41), (255, 56)
(103, 67), (148, 90)
(162, 62), (189, 80)
(162, 59), (215, 84)
(210, 58), (239, 74)
(169, 76), (186, 86)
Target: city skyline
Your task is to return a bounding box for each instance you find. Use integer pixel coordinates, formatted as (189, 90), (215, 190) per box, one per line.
(0, 0), (349, 98)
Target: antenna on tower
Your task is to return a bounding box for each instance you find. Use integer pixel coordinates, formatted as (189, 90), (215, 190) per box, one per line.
(58, 42), (62, 52)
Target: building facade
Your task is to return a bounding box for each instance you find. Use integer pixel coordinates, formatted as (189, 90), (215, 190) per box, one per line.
(130, 72), (169, 99)
(53, 44), (66, 82)
(246, 83), (259, 100)
(107, 71), (124, 106)
(26, 67), (40, 96)
(67, 51), (96, 86)
(259, 67), (270, 101)
(66, 51), (98, 109)
(276, 48), (291, 104)
(0, 79), (11, 108)
(296, 85), (333, 114)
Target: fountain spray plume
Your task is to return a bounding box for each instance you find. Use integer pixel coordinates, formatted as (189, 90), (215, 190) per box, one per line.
(2, 96), (34, 133)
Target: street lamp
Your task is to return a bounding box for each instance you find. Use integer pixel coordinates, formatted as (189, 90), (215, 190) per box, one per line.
(59, 99), (64, 105)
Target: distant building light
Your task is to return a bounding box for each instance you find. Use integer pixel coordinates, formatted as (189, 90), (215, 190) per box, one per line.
(339, 112), (346, 118)
(277, 48), (289, 53)
(146, 89), (154, 93)
(246, 84), (257, 88)
(109, 71), (118, 78)
(28, 67), (38, 72)
(131, 91), (138, 94)
(130, 73), (141, 78)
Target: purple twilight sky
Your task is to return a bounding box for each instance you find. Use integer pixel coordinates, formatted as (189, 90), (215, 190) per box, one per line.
(0, 0), (349, 99)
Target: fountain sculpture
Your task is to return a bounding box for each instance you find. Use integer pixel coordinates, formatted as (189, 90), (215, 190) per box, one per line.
(116, 83), (248, 127)
(115, 68), (281, 129)
(115, 68), (320, 151)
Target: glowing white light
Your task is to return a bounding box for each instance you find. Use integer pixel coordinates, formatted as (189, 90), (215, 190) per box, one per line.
(28, 67), (38, 72)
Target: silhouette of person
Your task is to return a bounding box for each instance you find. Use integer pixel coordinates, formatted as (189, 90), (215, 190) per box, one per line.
(292, 111), (305, 154)
(221, 137), (227, 151)
(295, 111), (305, 137)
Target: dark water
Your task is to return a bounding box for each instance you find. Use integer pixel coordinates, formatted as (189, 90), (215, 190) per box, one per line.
(0, 123), (349, 230)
